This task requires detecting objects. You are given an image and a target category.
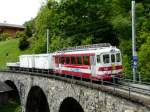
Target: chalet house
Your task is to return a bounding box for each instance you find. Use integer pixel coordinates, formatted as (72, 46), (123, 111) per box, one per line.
(0, 23), (25, 37)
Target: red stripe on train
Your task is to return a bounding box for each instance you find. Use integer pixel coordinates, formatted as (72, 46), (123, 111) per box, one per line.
(99, 65), (123, 71)
(62, 70), (91, 78)
(54, 70), (122, 80)
(60, 70), (112, 80)
(63, 64), (89, 69)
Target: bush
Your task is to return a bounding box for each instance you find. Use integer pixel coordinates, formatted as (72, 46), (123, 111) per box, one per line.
(19, 36), (29, 50)
(0, 33), (11, 41)
(15, 31), (25, 38)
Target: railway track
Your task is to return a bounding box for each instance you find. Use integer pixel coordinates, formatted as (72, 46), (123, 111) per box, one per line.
(1, 69), (150, 96)
(109, 81), (150, 96)
(118, 82), (150, 95)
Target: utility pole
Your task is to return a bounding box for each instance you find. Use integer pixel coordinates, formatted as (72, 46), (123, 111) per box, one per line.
(47, 29), (49, 54)
(132, 0), (138, 82)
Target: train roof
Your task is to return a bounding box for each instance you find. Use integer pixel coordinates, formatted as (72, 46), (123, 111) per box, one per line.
(54, 46), (120, 56)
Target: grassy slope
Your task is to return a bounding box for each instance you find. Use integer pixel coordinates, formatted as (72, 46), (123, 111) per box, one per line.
(0, 39), (32, 69)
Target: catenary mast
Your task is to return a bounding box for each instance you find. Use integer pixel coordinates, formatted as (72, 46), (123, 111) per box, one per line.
(132, 0), (138, 82)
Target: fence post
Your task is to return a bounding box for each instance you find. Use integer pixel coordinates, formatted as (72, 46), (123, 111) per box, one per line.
(129, 87), (131, 97)
(80, 73), (82, 81)
(101, 78), (103, 85)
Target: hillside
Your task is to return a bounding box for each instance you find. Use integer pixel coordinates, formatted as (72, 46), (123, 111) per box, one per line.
(0, 39), (32, 69)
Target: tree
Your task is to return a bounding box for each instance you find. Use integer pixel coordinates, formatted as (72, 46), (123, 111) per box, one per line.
(24, 19), (35, 37)
(24, 0), (150, 81)
(138, 34), (150, 81)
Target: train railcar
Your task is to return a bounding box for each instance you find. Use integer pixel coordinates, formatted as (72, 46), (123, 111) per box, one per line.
(9, 54), (55, 72)
(34, 54), (54, 70)
(53, 43), (123, 80)
(6, 43), (123, 81)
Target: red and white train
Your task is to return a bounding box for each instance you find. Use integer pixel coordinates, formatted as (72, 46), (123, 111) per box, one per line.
(7, 43), (123, 81)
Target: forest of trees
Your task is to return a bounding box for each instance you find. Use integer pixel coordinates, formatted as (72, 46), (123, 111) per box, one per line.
(22, 0), (150, 81)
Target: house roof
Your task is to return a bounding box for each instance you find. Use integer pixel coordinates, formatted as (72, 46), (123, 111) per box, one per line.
(0, 23), (25, 29)
(0, 81), (12, 93)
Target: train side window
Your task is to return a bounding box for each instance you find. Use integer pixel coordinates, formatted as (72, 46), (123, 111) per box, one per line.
(66, 57), (70, 64)
(97, 55), (101, 63)
(71, 57), (76, 64)
(84, 56), (89, 65)
(111, 54), (115, 63)
(61, 57), (65, 64)
(77, 56), (82, 64)
(116, 53), (121, 62)
(103, 54), (109, 63)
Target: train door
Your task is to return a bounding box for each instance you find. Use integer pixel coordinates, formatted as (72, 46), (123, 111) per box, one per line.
(55, 56), (59, 68)
(95, 54), (102, 76)
(110, 53), (116, 75)
(54, 56), (60, 73)
(102, 53), (111, 75)
(90, 55), (96, 77)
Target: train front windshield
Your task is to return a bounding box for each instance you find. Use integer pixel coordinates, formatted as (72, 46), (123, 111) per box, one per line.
(97, 53), (121, 64)
(116, 53), (121, 62)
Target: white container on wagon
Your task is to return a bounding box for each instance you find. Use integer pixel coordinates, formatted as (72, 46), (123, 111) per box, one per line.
(19, 55), (35, 68)
(34, 54), (54, 69)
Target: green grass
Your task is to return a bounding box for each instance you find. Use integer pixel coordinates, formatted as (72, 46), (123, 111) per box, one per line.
(0, 101), (21, 112)
(0, 39), (32, 69)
